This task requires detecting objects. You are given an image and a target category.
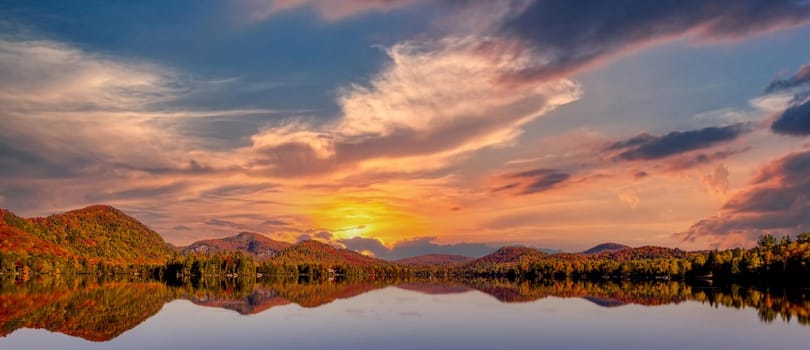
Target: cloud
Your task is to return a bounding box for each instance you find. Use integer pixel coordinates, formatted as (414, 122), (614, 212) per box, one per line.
(0, 38), (239, 182)
(492, 168), (572, 195)
(262, 219), (292, 227)
(0, 38), (178, 113)
(679, 150), (810, 242)
(337, 236), (496, 260)
(244, 37), (581, 177)
(618, 193), (641, 209)
(205, 218), (251, 231)
(314, 231), (333, 240)
(765, 63), (810, 93)
(201, 183), (280, 198)
(702, 163), (731, 194)
(608, 123), (751, 161)
(243, 0), (423, 22)
(86, 182), (190, 202)
(771, 99), (810, 136)
(665, 148), (750, 171)
(499, 0), (810, 83)
(765, 63), (810, 136)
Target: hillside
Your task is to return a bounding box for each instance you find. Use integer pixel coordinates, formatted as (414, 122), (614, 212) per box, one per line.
(274, 240), (390, 267)
(582, 243), (631, 255)
(0, 205), (174, 265)
(394, 254), (474, 266)
(182, 232), (290, 261)
(464, 246), (547, 269)
(597, 246), (688, 261)
(0, 211), (70, 257)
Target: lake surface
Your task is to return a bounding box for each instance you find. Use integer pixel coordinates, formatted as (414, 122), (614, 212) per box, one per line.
(1, 277), (809, 349)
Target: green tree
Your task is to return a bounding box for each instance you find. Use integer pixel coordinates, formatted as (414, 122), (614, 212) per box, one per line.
(758, 234), (777, 249)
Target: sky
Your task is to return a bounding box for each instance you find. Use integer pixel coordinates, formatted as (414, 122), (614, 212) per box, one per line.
(1, 0), (810, 257)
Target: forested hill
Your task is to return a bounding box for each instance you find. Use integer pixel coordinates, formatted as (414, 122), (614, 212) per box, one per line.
(582, 243), (631, 255)
(182, 231), (291, 261)
(273, 240), (390, 267)
(0, 205), (174, 265)
(394, 254), (474, 266)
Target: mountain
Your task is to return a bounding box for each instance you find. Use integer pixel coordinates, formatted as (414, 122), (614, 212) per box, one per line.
(274, 240), (390, 267)
(1, 205), (174, 264)
(465, 246), (547, 269)
(182, 232), (290, 261)
(582, 243), (631, 255)
(394, 254), (474, 266)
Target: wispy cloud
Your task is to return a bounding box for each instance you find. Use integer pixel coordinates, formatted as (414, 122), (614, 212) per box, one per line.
(241, 37), (582, 177)
(491, 168), (572, 196)
(242, 0), (424, 22)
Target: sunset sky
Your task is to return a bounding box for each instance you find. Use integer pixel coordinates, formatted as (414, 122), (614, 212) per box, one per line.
(2, 1), (810, 257)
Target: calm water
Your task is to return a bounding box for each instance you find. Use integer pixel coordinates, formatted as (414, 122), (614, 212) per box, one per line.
(1, 277), (809, 349)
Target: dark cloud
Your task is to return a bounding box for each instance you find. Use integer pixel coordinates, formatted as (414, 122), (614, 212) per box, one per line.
(337, 236), (497, 260)
(679, 150), (810, 241)
(609, 123), (751, 161)
(771, 99), (810, 136)
(172, 225), (192, 231)
(314, 231), (333, 240)
(0, 183), (57, 214)
(337, 236), (389, 257)
(86, 182), (190, 202)
(765, 64), (810, 93)
(500, 0), (810, 82)
(202, 183), (280, 198)
(492, 168), (572, 195)
(666, 148), (750, 171)
(0, 138), (96, 179)
(633, 170), (649, 179)
(205, 218), (250, 230)
(262, 219), (292, 227)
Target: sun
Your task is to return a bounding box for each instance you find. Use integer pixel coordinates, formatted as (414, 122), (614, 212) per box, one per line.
(310, 198), (425, 242)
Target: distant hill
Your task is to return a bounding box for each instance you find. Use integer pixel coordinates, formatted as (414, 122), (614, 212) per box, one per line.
(394, 254), (474, 266)
(182, 232), (290, 261)
(582, 243), (631, 255)
(598, 246), (688, 261)
(274, 240), (390, 267)
(465, 246), (547, 269)
(0, 205), (174, 264)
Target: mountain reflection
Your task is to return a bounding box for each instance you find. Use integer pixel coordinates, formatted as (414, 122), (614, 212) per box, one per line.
(2, 276), (809, 342)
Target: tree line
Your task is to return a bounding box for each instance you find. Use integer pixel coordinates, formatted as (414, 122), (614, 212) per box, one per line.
(3, 233), (810, 286)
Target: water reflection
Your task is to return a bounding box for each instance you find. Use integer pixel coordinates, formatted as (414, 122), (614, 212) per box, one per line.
(1, 276), (809, 342)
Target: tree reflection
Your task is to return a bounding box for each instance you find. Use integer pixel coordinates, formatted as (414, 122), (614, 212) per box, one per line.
(2, 276), (809, 342)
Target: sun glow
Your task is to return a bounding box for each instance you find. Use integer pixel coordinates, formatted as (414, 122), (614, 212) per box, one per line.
(310, 198), (427, 242)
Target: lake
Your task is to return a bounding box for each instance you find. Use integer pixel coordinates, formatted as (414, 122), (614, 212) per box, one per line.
(1, 277), (809, 349)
